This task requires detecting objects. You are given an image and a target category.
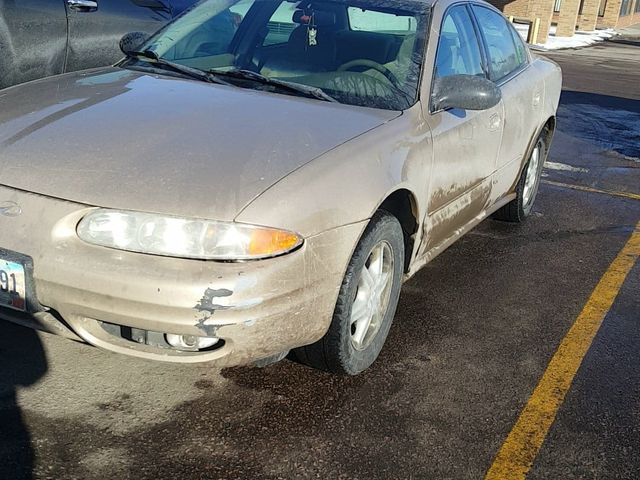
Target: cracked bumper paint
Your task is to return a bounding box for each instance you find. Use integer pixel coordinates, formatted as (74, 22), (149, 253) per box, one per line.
(0, 186), (366, 366)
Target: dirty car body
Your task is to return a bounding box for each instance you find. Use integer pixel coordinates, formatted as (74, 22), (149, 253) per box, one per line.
(0, 0), (561, 372)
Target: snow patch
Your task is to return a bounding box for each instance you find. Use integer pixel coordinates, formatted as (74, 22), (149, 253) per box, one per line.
(544, 161), (589, 173)
(514, 24), (617, 50)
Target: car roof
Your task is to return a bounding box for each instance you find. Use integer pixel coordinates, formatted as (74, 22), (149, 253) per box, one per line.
(333, 0), (495, 15)
(298, 0), (436, 13)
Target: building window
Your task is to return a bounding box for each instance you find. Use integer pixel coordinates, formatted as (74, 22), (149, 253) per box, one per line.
(598, 0), (607, 16)
(554, 0), (563, 12)
(620, 0), (632, 15)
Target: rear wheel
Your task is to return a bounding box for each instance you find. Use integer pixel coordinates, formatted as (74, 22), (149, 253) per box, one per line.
(493, 132), (547, 222)
(292, 211), (404, 375)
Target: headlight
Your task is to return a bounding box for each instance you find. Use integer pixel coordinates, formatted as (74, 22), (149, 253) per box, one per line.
(76, 209), (303, 260)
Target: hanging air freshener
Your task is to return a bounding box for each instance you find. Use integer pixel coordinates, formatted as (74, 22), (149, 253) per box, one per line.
(308, 26), (317, 46)
(307, 13), (317, 46)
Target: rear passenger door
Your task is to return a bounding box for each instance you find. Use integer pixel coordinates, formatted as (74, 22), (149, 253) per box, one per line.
(0, 0), (68, 88)
(471, 5), (543, 198)
(421, 4), (503, 254)
(65, 0), (173, 72)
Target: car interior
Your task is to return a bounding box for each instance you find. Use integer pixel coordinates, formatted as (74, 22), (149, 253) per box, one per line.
(146, 0), (427, 109)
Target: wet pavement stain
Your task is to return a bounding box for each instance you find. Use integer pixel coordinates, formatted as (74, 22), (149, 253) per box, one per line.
(557, 91), (640, 160)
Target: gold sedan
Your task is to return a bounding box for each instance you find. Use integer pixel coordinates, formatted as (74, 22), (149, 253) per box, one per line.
(0, 0), (561, 374)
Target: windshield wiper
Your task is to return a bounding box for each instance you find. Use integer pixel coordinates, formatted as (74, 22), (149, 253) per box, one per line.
(211, 68), (338, 103)
(125, 50), (232, 86)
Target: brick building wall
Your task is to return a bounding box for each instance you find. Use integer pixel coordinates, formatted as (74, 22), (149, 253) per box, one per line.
(491, 0), (555, 41)
(598, 0), (623, 26)
(496, 0), (530, 17)
(579, 0), (602, 30)
(489, 0), (639, 43)
(617, 11), (640, 27)
(597, 0), (640, 27)
(556, 0), (582, 34)
(615, 0), (640, 27)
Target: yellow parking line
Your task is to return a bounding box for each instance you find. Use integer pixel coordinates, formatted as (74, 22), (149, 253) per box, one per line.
(485, 221), (640, 480)
(542, 179), (640, 201)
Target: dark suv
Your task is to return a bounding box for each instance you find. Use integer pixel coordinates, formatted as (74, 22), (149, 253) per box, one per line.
(0, 0), (197, 89)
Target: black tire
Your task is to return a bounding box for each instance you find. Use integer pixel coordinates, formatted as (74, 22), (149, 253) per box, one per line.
(493, 132), (548, 222)
(291, 210), (404, 375)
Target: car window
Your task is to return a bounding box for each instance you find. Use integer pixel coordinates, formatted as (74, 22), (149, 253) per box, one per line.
(508, 23), (528, 65)
(139, 0), (429, 110)
(472, 6), (523, 81)
(159, 0), (255, 58)
(264, 1), (299, 45)
(229, 0), (254, 16)
(347, 6), (417, 33)
(435, 5), (484, 79)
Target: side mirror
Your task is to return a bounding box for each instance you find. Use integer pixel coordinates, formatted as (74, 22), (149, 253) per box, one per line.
(119, 32), (150, 56)
(431, 74), (502, 111)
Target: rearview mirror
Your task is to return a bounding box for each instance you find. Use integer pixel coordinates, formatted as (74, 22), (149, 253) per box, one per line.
(119, 32), (150, 56)
(431, 75), (502, 112)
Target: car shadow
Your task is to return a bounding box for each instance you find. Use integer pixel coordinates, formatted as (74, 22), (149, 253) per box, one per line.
(0, 322), (48, 480)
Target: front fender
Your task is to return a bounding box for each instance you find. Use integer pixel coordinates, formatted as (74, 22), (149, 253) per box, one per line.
(235, 103), (433, 238)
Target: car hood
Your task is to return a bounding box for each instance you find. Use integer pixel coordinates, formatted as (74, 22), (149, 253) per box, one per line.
(0, 68), (399, 221)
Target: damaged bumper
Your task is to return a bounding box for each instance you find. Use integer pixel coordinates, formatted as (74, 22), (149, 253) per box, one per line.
(0, 186), (365, 365)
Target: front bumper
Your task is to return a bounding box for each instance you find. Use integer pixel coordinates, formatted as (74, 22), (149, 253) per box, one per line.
(0, 185), (365, 365)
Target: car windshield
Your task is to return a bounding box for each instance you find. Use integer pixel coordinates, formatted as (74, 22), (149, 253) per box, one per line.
(126, 0), (428, 110)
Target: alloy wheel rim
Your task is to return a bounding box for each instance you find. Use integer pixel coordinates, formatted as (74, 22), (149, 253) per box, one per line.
(523, 143), (541, 207)
(349, 241), (394, 351)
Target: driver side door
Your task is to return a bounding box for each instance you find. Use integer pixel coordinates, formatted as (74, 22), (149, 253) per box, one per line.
(420, 3), (504, 255)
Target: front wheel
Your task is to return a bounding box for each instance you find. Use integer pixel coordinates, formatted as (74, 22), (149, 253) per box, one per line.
(493, 132), (547, 222)
(291, 211), (404, 375)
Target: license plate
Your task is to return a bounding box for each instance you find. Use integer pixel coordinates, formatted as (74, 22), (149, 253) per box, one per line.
(0, 258), (27, 311)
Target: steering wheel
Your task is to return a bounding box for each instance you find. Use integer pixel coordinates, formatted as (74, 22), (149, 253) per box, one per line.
(337, 59), (400, 88)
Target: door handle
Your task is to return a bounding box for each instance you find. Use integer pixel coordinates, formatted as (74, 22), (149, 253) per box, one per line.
(489, 113), (501, 131)
(533, 90), (541, 107)
(67, 0), (98, 12)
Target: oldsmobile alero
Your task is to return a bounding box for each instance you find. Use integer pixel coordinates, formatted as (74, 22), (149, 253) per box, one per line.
(0, 0), (561, 374)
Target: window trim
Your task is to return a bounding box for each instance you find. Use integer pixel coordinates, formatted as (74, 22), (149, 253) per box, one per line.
(465, 3), (491, 75)
(428, 1), (490, 114)
(469, 3), (529, 84)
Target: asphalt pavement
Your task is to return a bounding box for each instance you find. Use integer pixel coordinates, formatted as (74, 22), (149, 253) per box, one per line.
(0, 41), (639, 480)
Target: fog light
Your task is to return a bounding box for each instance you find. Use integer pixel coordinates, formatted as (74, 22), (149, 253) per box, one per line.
(165, 333), (219, 351)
